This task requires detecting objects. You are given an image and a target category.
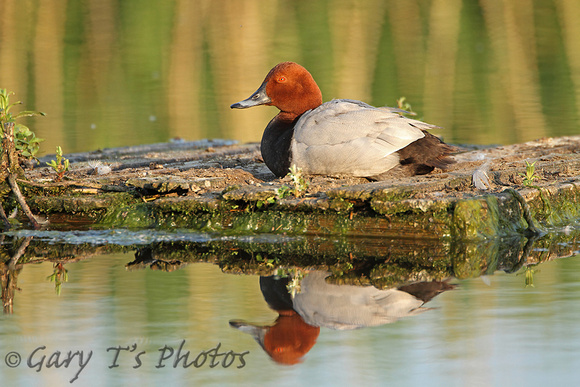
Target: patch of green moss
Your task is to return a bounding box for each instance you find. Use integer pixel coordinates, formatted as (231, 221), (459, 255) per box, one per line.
(150, 196), (224, 214)
(527, 185), (580, 227)
(96, 203), (155, 228)
(371, 188), (415, 202)
(369, 262), (452, 288)
(453, 197), (497, 239)
(451, 194), (530, 240)
(28, 192), (137, 217)
(328, 197), (354, 212)
(20, 183), (69, 198)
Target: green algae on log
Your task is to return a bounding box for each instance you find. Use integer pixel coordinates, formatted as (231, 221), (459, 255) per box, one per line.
(7, 136), (580, 240)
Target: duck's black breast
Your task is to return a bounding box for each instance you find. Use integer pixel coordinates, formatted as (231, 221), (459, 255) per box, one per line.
(260, 116), (295, 177)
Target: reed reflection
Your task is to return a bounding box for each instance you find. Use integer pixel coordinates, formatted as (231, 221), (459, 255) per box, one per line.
(1, 0), (579, 154)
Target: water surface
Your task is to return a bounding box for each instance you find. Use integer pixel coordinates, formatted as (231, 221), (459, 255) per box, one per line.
(1, 231), (579, 386)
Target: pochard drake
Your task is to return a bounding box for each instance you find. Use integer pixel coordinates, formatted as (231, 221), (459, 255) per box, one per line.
(231, 62), (455, 180)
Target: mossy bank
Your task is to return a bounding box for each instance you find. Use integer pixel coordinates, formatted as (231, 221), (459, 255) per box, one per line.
(8, 136), (580, 241)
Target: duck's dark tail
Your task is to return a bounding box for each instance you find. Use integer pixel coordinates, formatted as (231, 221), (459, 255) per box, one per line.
(396, 131), (458, 175)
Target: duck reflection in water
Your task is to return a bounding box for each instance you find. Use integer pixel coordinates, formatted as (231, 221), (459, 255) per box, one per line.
(230, 271), (454, 365)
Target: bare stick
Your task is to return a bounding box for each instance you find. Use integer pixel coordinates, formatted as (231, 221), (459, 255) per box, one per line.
(0, 203), (10, 229)
(8, 175), (40, 229)
(8, 236), (33, 268)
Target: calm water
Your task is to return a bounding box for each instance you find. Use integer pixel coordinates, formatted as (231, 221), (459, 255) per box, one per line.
(1, 231), (580, 386)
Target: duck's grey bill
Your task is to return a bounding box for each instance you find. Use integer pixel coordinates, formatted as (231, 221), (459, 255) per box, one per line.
(230, 83), (271, 109)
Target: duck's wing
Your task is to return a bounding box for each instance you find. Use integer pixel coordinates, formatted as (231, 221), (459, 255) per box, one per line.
(290, 99), (430, 177)
(292, 271), (427, 329)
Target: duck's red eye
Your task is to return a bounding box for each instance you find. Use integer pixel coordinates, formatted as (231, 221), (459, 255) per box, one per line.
(277, 76), (286, 83)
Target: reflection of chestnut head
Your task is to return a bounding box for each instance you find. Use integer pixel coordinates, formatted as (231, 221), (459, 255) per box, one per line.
(230, 311), (320, 365)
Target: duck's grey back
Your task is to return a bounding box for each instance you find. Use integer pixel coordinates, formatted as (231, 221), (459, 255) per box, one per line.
(290, 99), (428, 177)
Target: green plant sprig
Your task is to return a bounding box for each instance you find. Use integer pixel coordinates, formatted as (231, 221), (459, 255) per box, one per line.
(46, 146), (70, 182)
(277, 165), (309, 198)
(47, 263), (69, 295)
(519, 160), (539, 187)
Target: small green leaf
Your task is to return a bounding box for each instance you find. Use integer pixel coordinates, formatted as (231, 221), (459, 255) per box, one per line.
(13, 110), (46, 119)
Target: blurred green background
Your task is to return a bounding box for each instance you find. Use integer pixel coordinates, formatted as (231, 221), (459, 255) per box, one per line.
(1, 0), (579, 156)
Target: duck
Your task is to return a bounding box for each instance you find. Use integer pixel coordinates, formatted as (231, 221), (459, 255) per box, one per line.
(231, 61), (456, 180)
(290, 271), (433, 329)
